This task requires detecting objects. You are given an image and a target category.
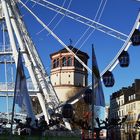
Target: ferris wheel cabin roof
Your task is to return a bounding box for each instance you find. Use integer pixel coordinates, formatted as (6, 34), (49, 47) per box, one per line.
(50, 45), (89, 59)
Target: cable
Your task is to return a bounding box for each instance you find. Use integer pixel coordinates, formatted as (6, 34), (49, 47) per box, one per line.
(31, 0), (41, 8)
(74, 0), (105, 47)
(47, 0), (73, 36)
(36, 0), (67, 35)
(20, 0), (30, 8)
(19, 0), (41, 19)
(29, 0), (127, 41)
(78, 0), (108, 48)
(34, 0), (73, 72)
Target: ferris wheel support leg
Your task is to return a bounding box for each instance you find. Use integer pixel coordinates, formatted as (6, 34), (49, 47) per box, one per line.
(11, 1), (54, 107)
(36, 92), (49, 123)
(1, 0), (18, 64)
(6, 3), (50, 123)
(8, 5), (35, 121)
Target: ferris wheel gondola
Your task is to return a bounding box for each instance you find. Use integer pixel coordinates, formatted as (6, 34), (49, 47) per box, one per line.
(101, 11), (140, 77)
(102, 71), (115, 87)
(131, 29), (140, 46)
(118, 51), (130, 67)
(62, 104), (73, 119)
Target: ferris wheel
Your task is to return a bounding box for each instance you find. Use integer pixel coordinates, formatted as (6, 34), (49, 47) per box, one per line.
(0, 0), (139, 130)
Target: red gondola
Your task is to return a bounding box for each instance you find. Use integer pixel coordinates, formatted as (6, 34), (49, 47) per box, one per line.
(102, 71), (115, 87)
(118, 51), (129, 67)
(131, 29), (140, 46)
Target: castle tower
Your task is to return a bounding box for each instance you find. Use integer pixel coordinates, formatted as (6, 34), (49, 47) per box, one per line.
(50, 45), (89, 102)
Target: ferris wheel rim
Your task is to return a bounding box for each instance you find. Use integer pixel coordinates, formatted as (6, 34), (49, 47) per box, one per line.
(100, 11), (140, 77)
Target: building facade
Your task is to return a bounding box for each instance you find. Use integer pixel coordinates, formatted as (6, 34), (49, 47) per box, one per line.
(50, 45), (89, 102)
(110, 79), (140, 134)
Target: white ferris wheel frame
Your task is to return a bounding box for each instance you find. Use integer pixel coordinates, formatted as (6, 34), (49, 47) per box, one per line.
(0, 0), (139, 123)
(19, 0), (140, 106)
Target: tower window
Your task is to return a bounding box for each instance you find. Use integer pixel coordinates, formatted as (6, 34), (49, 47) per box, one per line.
(62, 57), (67, 66)
(53, 59), (57, 68)
(74, 59), (83, 68)
(67, 57), (72, 66)
(56, 58), (59, 67)
(53, 58), (59, 68)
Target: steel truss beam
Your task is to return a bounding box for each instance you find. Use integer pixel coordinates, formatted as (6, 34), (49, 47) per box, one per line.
(0, 0), (60, 124)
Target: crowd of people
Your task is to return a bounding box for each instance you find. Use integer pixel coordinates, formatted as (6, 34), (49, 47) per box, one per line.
(14, 116), (69, 136)
(0, 115), (70, 136)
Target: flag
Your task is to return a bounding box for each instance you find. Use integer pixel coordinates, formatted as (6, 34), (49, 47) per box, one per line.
(92, 46), (105, 107)
(14, 50), (35, 120)
(11, 50), (35, 134)
(92, 46), (105, 127)
(15, 51), (25, 107)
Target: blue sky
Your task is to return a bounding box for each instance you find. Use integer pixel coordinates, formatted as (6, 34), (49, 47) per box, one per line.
(0, 0), (140, 113)
(19, 0), (140, 105)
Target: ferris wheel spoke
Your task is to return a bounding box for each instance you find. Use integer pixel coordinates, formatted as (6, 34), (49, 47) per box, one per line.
(28, 0), (128, 41)
(36, 0), (68, 35)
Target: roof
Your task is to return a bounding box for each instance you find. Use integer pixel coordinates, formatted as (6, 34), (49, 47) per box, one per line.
(110, 79), (140, 100)
(50, 45), (89, 59)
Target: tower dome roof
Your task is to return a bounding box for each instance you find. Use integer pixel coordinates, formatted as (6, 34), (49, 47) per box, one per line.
(50, 45), (89, 59)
